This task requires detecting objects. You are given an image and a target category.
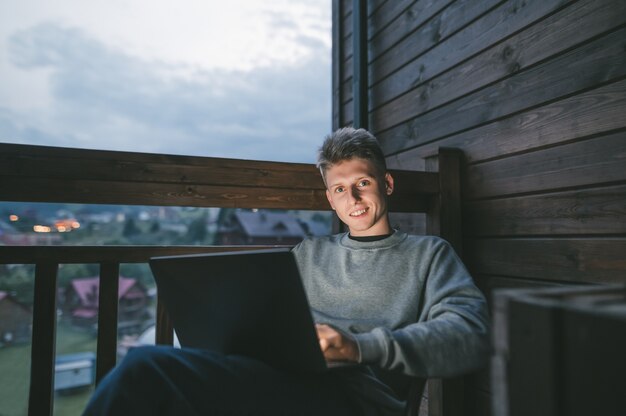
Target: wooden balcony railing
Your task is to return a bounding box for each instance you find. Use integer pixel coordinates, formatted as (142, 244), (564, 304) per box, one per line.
(0, 142), (461, 416)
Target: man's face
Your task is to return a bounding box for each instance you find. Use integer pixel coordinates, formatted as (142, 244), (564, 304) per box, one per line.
(324, 158), (394, 236)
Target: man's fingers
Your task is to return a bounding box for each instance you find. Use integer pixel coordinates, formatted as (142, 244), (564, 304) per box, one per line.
(315, 323), (359, 362)
(319, 337), (329, 351)
(316, 324), (341, 348)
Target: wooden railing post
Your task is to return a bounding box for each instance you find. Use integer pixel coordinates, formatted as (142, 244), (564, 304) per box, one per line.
(426, 147), (463, 253)
(426, 148), (465, 416)
(155, 298), (174, 346)
(96, 262), (120, 384)
(28, 262), (58, 416)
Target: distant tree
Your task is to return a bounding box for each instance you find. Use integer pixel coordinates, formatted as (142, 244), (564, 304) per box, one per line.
(122, 217), (140, 238)
(185, 212), (208, 243)
(311, 212), (331, 224)
(120, 264), (155, 288)
(57, 263), (98, 288)
(0, 264), (35, 305)
(149, 220), (160, 233)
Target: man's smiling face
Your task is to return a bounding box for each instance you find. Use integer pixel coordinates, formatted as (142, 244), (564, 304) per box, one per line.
(324, 157), (394, 236)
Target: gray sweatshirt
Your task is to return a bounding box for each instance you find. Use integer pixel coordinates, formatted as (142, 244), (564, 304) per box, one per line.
(292, 231), (490, 413)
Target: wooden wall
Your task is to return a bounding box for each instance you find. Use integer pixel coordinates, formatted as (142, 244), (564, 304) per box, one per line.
(333, 0), (626, 414)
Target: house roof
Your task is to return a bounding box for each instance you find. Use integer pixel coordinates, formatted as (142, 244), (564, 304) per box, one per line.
(70, 276), (139, 306)
(299, 219), (331, 237)
(234, 211), (306, 238)
(0, 290), (32, 313)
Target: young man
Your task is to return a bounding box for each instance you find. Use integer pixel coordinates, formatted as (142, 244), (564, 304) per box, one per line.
(83, 128), (489, 415)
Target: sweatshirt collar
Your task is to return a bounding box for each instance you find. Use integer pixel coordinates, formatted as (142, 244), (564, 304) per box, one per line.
(339, 230), (407, 250)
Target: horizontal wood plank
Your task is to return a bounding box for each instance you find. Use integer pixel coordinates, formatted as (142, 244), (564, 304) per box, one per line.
(465, 132), (626, 199)
(369, 0), (502, 100)
(371, 0), (626, 128)
(0, 142), (326, 190)
(397, 78), (626, 164)
(474, 274), (575, 309)
(0, 176), (431, 212)
(0, 245), (286, 265)
(0, 143), (437, 212)
(0, 176), (330, 210)
(465, 238), (626, 284)
(369, 0), (455, 66)
(376, 27), (626, 154)
(464, 184), (626, 236)
(341, 0), (497, 100)
(368, 0), (422, 45)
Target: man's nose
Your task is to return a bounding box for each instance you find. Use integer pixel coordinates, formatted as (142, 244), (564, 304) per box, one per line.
(348, 186), (362, 203)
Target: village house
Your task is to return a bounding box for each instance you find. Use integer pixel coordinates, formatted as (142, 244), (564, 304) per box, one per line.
(60, 277), (151, 335)
(0, 291), (32, 346)
(217, 210), (308, 245)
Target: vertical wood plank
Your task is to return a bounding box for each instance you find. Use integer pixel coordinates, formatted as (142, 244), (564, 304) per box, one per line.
(28, 262), (58, 416)
(95, 262), (120, 384)
(352, 0), (368, 129)
(156, 298), (174, 346)
(507, 299), (560, 416)
(426, 148), (465, 416)
(333, 0), (343, 130)
(426, 148), (463, 253)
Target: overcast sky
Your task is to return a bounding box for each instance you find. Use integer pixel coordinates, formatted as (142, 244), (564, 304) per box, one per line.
(0, 0), (332, 163)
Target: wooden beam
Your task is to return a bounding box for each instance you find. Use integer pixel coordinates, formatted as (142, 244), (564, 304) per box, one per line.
(425, 147), (465, 416)
(156, 297), (174, 347)
(377, 26), (626, 154)
(352, 0), (368, 129)
(465, 131), (626, 200)
(0, 142), (325, 189)
(466, 238), (626, 284)
(0, 142), (437, 212)
(96, 262), (120, 384)
(28, 262), (58, 416)
(332, 0), (343, 129)
(0, 245), (282, 265)
(427, 148), (463, 254)
(464, 184), (626, 237)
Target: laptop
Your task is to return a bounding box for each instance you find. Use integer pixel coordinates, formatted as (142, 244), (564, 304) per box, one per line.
(149, 248), (345, 373)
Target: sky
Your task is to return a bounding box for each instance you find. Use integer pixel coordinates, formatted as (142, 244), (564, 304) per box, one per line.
(0, 0), (332, 163)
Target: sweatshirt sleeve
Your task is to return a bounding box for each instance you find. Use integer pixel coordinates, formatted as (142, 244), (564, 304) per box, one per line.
(352, 239), (491, 378)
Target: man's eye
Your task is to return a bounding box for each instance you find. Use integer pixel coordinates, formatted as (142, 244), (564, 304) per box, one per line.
(358, 180), (370, 187)
(335, 187), (344, 193)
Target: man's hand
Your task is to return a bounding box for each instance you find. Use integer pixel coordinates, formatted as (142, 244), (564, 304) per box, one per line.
(315, 324), (359, 363)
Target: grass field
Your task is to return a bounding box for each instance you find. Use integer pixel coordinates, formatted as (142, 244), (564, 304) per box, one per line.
(0, 321), (98, 416)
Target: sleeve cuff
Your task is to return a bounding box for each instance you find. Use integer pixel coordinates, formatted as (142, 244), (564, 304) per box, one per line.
(353, 329), (387, 365)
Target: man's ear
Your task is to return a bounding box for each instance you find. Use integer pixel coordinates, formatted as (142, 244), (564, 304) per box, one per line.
(384, 172), (394, 195)
(325, 189), (336, 210)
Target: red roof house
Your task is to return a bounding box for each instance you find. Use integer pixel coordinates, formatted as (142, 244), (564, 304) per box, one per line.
(62, 277), (150, 334)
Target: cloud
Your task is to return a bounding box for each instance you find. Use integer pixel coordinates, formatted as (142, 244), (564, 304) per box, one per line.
(1, 20), (331, 163)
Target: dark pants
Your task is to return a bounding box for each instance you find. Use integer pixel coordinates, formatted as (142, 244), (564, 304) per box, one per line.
(83, 345), (360, 416)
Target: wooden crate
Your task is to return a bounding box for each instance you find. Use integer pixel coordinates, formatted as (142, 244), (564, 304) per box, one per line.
(492, 284), (626, 416)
